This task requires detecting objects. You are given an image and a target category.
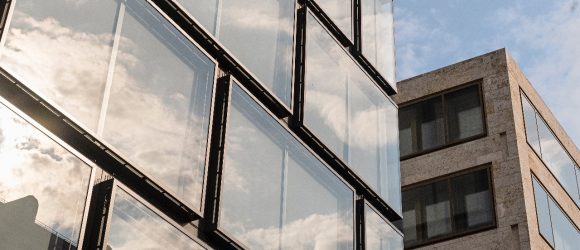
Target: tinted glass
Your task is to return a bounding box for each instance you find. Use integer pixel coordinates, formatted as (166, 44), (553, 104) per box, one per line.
(107, 189), (205, 250)
(220, 83), (354, 249)
(537, 117), (580, 206)
(532, 178), (555, 246)
(399, 105), (417, 156)
(549, 197), (580, 250)
(419, 98), (445, 150)
(521, 95), (541, 154)
(401, 187), (421, 245)
(0, 0), (118, 131)
(101, 0), (215, 210)
(451, 169), (494, 231)
(0, 103), (92, 249)
(362, 0), (396, 86)
(316, 0), (352, 40)
(365, 204), (403, 250)
(445, 85), (484, 142)
(424, 181), (451, 239)
(304, 13), (399, 212)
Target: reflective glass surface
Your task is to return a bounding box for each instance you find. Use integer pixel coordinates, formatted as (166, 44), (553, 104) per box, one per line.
(365, 204), (403, 250)
(316, 0), (352, 40)
(521, 95), (541, 154)
(220, 83), (354, 249)
(0, 0), (118, 131)
(451, 169), (494, 231)
(179, 0), (295, 107)
(304, 13), (400, 213)
(108, 189), (205, 250)
(0, 103), (92, 249)
(424, 181), (451, 239)
(533, 178), (555, 246)
(102, 0), (215, 210)
(362, 0), (396, 86)
(445, 85), (484, 142)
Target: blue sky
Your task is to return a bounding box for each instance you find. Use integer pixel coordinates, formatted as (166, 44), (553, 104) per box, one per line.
(394, 0), (580, 146)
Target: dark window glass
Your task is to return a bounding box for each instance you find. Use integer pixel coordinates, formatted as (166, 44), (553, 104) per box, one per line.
(400, 167), (495, 247)
(451, 169), (494, 231)
(365, 204), (403, 250)
(0, 103), (92, 249)
(445, 85), (484, 142)
(532, 178), (555, 246)
(219, 83), (354, 249)
(101, 0), (215, 211)
(107, 189), (206, 249)
(521, 95), (541, 154)
(177, 0), (295, 107)
(532, 177), (580, 249)
(304, 13), (401, 214)
(399, 84), (483, 157)
(361, 0), (396, 87)
(0, 0), (118, 131)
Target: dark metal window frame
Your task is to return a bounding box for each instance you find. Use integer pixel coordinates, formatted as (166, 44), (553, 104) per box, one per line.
(530, 174), (580, 250)
(202, 75), (357, 249)
(82, 179), (212, 249)
(357, 198), (404, 250)
(400, 164), (497, 249)
(399, 80), (488, 160)
(0, 94), (98, 249)
(520, 90), (580, 209)
(291, 6), (401, 222)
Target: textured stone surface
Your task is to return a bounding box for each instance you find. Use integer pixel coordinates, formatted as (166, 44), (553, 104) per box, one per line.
(394, 48), (579, 250)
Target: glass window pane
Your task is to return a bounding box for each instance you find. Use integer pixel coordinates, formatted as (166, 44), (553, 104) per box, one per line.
(537, 118), (580, 206)
(419, 97), (445, 150)
(219, 83), (354, 249)
(362, 0), (396, 86)
(304, 13), (399, 209)
(315, 0), (352, 40)
(445, 85), (484, 142)
(424, 181), (452, 239)
(399, 105), (418, 156)
(101, 0), (215, 211)
(521, 95), (542, 155)
(401, 188), (421, 245)
(0, 0), (118, 131)
(176, 0), (218, 34)
(532, 178), (555, 247)
(107, 189), (205, 250)
(0, 103), (92, 249)
(451, 169), (494, 231)
(365, 204), (403, 250)
(548, 197), (580, 250)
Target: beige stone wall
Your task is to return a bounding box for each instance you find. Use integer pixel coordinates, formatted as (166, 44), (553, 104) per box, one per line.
(394, 49), (531, 249)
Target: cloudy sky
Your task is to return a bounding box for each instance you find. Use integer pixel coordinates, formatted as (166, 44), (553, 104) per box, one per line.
(394, 0), (580, 146)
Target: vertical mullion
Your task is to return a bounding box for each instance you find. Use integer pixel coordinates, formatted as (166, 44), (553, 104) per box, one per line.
(97, 1), (126, 136)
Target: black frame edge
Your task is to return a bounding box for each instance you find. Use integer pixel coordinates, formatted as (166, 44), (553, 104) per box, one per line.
(82, 179), (115, 250)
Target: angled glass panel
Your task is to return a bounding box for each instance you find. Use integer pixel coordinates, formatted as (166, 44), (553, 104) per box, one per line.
(0, 0), (118, 131)
(521, 94), (541, 155)
(549, 197), (580, 250)
(362, 0), (396, 86)
(315, 0), (352, 40)
(537, 117), (580, 206)
(532, 178), (555, 247)
(102, 0), (215, 210)
(0, 103), (92, 249)
(107, 189), (206, 250)
(365, 204), (403, 250)
(219, 83), (354, 249)
(178, 0), (295, 107)
(445, 85), (484, 142)
(451, 168), (494, 231)
(304, 13), (400, 212)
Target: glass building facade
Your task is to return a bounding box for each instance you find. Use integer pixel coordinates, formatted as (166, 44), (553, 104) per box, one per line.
(0, 0), (401, 249)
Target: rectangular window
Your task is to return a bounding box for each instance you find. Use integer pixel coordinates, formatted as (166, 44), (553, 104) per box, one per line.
(532, 176), (580, 249)
(107, 188), (207, 250)
(365, 204), (403, 250)
(400, 167), (495, 247)
(362, 0), (396, 86)
(399, 83), (485, 158)
(0, 101), (93, 249)
(303, 12), (401, 214)
(522, 92), (580, 207)
(176, 0), (295, 107)
(219, 82), (354, 249)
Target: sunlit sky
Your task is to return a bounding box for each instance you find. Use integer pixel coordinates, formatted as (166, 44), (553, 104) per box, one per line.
(394, 0), (580, 146)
